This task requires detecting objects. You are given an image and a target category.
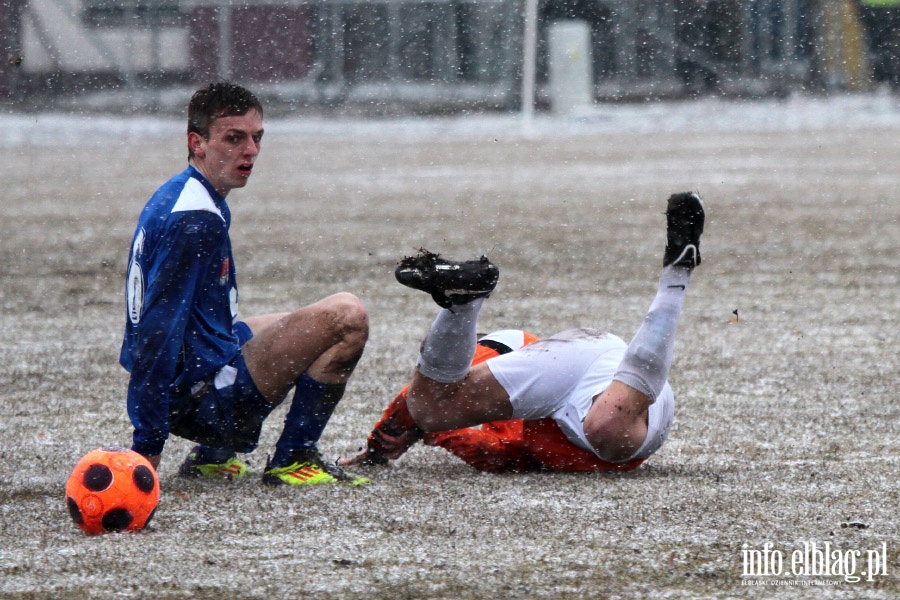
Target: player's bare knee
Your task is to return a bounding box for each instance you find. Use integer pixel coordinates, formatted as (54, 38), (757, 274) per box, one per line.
(324, 292), (369, 346)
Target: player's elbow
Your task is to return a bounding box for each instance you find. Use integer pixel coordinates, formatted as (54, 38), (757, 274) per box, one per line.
(405, 394), (445, 433)
(407, 404), (441, 433)
(583, 413), (644, 464)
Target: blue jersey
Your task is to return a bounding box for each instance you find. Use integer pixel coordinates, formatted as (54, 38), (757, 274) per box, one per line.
(120, 165), (240, 457)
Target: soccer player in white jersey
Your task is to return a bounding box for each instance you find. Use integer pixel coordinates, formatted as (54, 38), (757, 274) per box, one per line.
(344, 193), (704, 470)
(121, 82), (369, 486)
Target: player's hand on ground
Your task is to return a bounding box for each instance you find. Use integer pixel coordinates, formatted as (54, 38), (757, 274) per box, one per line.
(338, 429), (421, 466)
(372, 429), (421, 460)
(337, 448), (371, 466)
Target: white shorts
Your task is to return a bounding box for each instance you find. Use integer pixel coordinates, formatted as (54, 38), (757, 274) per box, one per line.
(486, 328), (675, 462)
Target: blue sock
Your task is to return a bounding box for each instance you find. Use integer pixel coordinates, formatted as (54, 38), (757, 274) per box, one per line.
(270, 373), (345, 467)
(194, 445), (235, 463)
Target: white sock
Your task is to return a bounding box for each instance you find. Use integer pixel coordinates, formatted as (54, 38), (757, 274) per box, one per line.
(612, 265), (691, 400)
(416, 298), (484, 383)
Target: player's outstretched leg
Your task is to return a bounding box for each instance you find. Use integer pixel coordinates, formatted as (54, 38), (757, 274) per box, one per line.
(396, 250), (499, 384)
(585, 192), (704, 462)
(615, 191), (703, 399)
(397, 251), (512, 431)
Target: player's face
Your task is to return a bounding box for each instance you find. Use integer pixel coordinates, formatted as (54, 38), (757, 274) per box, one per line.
(189, 110), (264, 197)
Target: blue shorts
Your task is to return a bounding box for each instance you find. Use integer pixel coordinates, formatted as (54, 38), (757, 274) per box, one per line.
(169, 322), (271, 453)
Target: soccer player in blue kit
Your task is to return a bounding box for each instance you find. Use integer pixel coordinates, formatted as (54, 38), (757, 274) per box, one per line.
(121, 82), (370, 486)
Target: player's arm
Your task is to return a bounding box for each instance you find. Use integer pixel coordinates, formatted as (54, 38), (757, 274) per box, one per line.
(127, 212), (225, 462)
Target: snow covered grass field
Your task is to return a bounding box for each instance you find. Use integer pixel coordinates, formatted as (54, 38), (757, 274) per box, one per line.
(1, 94), (898, 598)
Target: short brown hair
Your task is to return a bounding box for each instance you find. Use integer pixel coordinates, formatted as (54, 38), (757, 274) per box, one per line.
(187, 82), (263, 159)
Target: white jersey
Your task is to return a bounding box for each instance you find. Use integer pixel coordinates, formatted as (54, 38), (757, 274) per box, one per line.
(486, 328), (674, 462)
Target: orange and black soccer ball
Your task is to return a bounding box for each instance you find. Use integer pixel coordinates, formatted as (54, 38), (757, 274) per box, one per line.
(65, 448), (160, 535)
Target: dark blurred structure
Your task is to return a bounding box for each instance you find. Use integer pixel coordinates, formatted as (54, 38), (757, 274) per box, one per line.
(0, 0), (877, 112)
(856, 0), (900, 88)
(1, 0), (26, 100)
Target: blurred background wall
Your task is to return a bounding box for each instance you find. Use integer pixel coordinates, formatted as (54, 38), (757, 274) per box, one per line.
(0, 0), (882, 113)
